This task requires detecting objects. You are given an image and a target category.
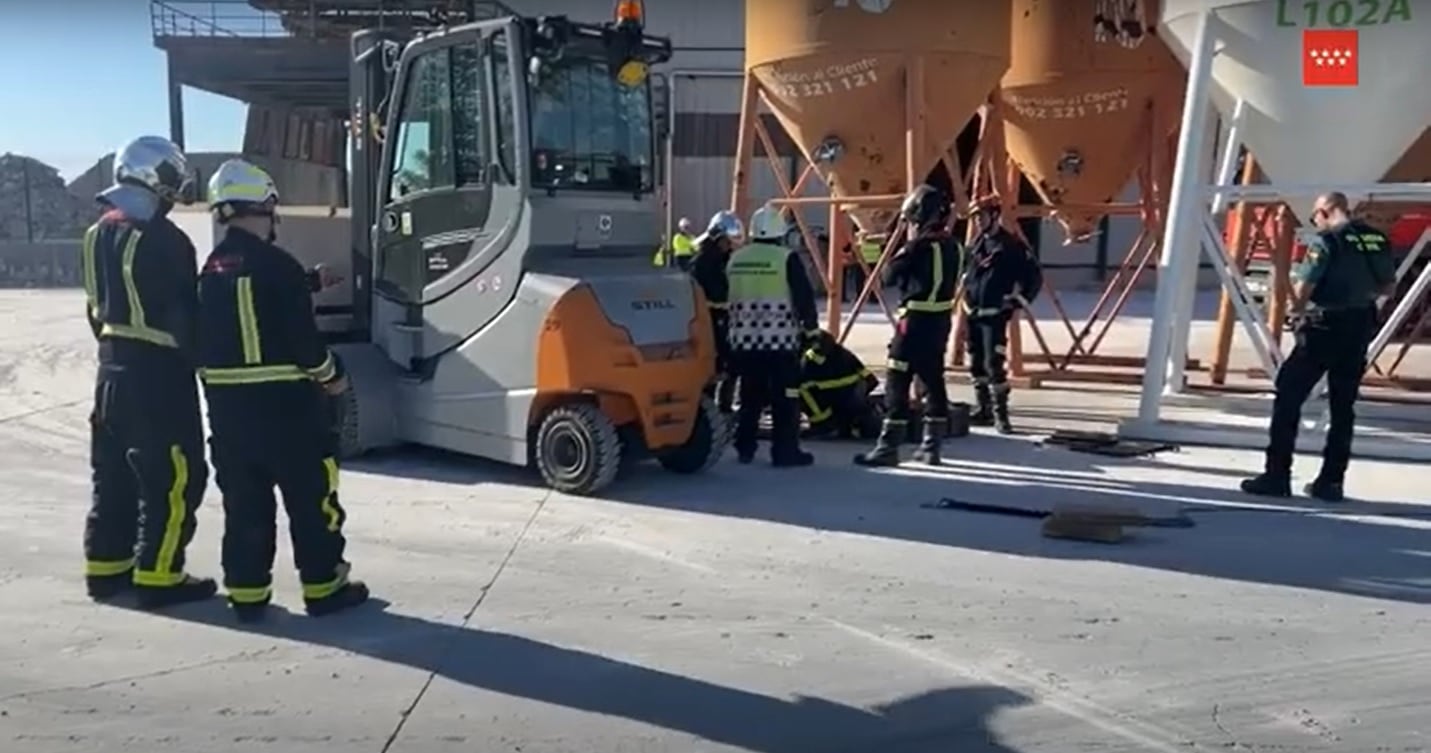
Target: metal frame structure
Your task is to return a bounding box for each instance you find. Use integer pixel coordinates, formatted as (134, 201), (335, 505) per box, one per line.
(725, 69), (1179, 387)
(727, 61), (959, 347)
(960, 99), (1178, 389)
(1119, 9), (1431, 461)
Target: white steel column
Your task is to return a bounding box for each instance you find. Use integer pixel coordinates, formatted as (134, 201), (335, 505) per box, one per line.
(1138, 7), (1218, 422)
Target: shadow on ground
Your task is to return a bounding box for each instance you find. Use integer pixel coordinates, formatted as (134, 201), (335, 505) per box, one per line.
(351, 433), (1431, 606)
(160, 599), (1029, 753)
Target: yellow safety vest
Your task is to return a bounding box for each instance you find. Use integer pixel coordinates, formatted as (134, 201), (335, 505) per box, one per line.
(860, 241), (882, 265)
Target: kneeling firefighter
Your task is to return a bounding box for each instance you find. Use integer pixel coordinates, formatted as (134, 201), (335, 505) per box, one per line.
(690, 210), (744, 413)
(855, 185), (960, 467)
(727, 206), (820, 466)
(800, 331), (881, 440)
(197, 159), (369, 622)
(963, 197), (1042, 434)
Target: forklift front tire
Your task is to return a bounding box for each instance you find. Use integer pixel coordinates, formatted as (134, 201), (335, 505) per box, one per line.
(535, 402), (623, 496)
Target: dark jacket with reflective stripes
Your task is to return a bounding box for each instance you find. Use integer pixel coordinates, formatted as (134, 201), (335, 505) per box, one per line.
(82, 209), (200, 368)
(196, 227), (344, 389)
(962, 227), (1042, 316)
(691, 236), (730, 308)
(883, 235), (960, 316)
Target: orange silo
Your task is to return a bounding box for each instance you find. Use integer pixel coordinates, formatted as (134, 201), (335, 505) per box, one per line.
(1000, 0), (1184, 242)
(745, 0), (1012, 231)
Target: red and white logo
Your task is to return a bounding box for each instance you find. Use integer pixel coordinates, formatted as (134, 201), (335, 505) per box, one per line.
(1302, 29), (1359, 87)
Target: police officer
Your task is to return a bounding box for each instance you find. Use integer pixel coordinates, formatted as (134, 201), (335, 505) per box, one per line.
(1241, 192), (1395, 502)
(727, 206), (819, 467)
(800, 330), (881, 440)
(963, 196), (1043, 434)
(691, 210), (744, 413)
(855, 185), (961, 467)
(82, 136), (217, 608)
(196, 159), (369, 621)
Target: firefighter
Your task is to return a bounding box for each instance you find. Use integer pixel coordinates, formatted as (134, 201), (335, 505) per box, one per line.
(1241, 192), (1395, 502)
(81, 136), (216, 608)
(854, 185), (960, 467)
(197, 159), (368, 621)
(727, 206), (819, 466)
(800, 330), (882, 440)
(962, 196), (1042, 434)
(691, 210), (744, 413)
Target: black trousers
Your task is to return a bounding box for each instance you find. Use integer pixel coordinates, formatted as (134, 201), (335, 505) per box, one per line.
(1265, 307), (1377, 483)
(85, 359), (208, 587)
(207, 385), (349, 604)
(885, 314), (951, 423)
(709, 312), (736, 412)
(966, 312), (1011, 395)
(732, 349), (802, 458)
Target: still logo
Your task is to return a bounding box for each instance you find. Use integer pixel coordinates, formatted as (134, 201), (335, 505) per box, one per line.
(1302, 29), (1359, 87)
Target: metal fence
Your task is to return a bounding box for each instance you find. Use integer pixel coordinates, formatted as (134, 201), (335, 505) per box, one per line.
(150, 0), (518, 40)
(150, 0), (299, 38)
(0, 243), (83, 289)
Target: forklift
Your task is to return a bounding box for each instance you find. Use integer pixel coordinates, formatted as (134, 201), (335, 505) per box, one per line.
(293, 1), (730, 495)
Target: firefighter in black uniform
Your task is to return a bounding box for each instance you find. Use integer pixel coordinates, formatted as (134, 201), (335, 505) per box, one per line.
(197, 159), (369, 621)
(800, 330), (881, 440)
(690, 210), (745, 414)
(81, 136), (217, 608)
(963, 196), (1042, 434)
(726, 206), (819, 467)
(855, 185), (960, 467)
(1241, 192), (1395, 502)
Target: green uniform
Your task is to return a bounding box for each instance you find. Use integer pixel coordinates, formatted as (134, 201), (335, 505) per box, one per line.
(1297, 220), (1395, 311)
(1257, 219), (1393, 493)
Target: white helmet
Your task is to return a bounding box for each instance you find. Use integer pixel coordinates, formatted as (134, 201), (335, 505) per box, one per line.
(112, 135), (196, 205)
(207, 159), (279, 221)
(748, 205), (788, 242)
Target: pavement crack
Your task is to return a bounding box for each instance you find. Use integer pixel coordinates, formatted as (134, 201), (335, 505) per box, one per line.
(378, 490), (552, 753)
(0, 646), (282, 703)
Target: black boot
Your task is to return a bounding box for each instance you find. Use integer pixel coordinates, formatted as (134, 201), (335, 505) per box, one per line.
(853, 419), (903, 467)
(912, 416), (946, 466)
(992, 386), (1013, 435)
(86, 573), (132, 602)
(134, 575), (219, 611)
(969, 384), (994, 427)
(772, 449), (815, 467)
(230, 597), (273, 624)
(1240, 472), (1292, 498)
(1304, 478), (1346, 502)
(305, 581), (371, 617)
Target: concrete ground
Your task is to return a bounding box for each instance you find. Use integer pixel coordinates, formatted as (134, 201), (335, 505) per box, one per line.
(2, 289), (1430, 753)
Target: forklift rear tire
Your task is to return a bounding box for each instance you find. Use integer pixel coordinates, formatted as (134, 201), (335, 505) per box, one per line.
(656, 397), (731, 475)
(535, 402), (623, 496)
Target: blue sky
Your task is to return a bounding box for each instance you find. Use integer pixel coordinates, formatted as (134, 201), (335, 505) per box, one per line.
(0, 1), (251, 181)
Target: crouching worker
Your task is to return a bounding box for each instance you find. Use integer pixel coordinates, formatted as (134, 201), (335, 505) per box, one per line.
(799, 331), (881, 440)
(197, 159), (369, 622)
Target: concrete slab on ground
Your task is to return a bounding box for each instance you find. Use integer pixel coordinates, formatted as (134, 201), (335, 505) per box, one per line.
(3, 290), (1430, 752)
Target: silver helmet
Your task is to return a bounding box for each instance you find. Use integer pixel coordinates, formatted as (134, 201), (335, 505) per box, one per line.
(112, 136), (196, 205)
(705, 210), (745, 241)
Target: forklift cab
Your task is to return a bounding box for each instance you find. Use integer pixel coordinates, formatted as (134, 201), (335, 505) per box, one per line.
(348, 4), (673, 356)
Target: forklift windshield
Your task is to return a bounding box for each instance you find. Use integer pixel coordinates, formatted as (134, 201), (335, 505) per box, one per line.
(527, 42), (655, 194)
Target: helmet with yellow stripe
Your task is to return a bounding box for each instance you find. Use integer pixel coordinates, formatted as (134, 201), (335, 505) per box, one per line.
(208, 159), (280, 222)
